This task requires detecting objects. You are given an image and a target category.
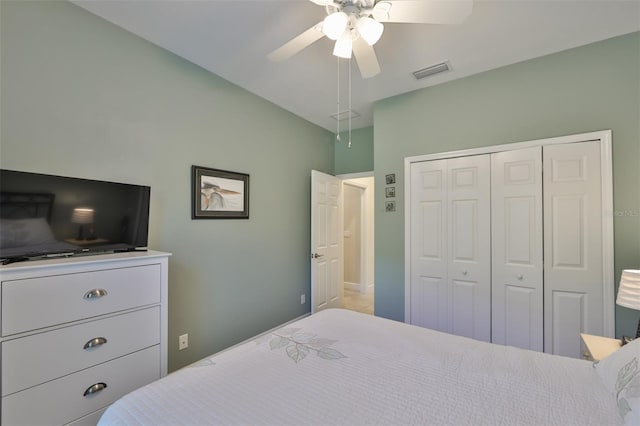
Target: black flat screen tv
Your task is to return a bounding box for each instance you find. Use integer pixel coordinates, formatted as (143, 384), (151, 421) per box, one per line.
(0, 169), (150, 264)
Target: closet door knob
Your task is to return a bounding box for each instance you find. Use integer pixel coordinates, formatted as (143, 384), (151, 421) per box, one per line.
(83, 337), (108, 350)
(517, 274), (524, 281)
(462, 270), (468, 276)
(83, 382), (107, 397)
(83, 288), (108, 300)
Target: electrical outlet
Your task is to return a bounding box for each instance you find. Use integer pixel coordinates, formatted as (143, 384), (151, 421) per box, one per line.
(301, 294), (306, 304)
(178, 333), (189, 351)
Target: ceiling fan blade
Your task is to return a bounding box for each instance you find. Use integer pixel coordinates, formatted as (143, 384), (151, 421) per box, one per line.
(373, 0), (473, 24)
(268, 23), (324, 62)
(352, 37), (381, 79)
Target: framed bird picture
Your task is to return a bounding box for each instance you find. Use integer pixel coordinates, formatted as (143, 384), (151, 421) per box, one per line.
(191, 165), (250, 219)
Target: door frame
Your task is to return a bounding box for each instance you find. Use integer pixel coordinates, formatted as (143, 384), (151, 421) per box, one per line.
(403, 130), (614, 337)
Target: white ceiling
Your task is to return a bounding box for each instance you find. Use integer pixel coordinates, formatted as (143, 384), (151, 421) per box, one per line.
(73, 0), (640, 132)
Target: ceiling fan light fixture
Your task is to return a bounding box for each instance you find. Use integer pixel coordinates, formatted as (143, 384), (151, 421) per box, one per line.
(333, 33), (353, 58)
(371, 1), (392, 21)
(323, 12), (349, 40)
(356, 16), (384, 46)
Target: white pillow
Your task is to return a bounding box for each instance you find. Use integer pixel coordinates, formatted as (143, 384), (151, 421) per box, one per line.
(595, 337), (640, 424)
(0, 218), (55, 248)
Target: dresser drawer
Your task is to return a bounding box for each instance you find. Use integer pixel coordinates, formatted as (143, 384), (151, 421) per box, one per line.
(1, 264), (160, 336)
(2, 345), (160, 426)
(66, 407), (107, 426)
(2, 306), (160, 396)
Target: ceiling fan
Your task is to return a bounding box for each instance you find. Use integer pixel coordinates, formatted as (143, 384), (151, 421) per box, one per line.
(268, 0), (473, 79)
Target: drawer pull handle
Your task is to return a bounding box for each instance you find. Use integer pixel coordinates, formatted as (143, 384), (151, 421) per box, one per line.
(83, 382), (107, 397)
(83, 337), (108, 350)
(84, 289), (108, 300)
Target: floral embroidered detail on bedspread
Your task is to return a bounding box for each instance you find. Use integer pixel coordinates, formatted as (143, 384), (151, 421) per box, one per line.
(616, 357), (640, 419)
(266, 328), (347, 363)
(188, 358), (216, 368)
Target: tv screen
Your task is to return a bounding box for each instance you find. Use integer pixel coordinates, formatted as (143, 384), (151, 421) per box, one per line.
(0, 169), (150, 264)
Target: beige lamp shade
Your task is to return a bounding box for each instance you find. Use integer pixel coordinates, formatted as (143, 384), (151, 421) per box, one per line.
(616, 270), (640, 310)
(71, 208), (94, 224)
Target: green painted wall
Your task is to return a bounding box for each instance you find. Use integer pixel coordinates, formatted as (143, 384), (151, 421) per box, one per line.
(0, 0), (334, 371)
(334, 126), (374, 174)
(2, 0), (638, 369)
(373, 32), (640, 338)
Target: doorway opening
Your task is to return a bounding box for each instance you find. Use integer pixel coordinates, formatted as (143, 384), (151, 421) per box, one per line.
(341, 174), (374, 315)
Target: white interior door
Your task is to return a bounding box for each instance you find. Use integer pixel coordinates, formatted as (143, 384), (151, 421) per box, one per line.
(491, 147), (543, 351)
(409, 159), (448, 329)
(409, 155), (491, 342)
(311, 170), (343, 313)
(406, 131), (614, 356)
(446, 155), (491, 342)
(543, 141), (603, 357)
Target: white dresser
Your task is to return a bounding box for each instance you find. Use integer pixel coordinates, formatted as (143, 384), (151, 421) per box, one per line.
(0, 250), (170, 425)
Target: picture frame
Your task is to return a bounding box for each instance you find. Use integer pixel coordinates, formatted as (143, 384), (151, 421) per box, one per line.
(192, 165), (249, 219)
(385, 201), (396, 212)
(385, 173), (396, 185)
(385, 187), (395, 198)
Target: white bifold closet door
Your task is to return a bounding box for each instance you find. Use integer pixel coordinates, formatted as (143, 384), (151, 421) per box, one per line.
(491, 147), (543, 351)
(409, 155), (491, 342)
(408, 137), (608, 357)
(543, 141), (603, 357)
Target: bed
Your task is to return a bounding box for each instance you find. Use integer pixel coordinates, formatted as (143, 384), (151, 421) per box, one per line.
(0, 192), (78, 259)
(99, 309), (638, 425)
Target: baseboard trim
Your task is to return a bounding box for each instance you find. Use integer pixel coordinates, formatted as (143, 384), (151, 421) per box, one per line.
(344, 281), (361, 292)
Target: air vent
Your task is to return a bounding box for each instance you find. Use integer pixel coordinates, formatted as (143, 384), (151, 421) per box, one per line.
(330, 109), (361, 121)
(412, 61), (451, 80)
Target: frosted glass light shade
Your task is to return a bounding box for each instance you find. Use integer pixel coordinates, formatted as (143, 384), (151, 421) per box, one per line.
(323, 12), (349, 40)
(333, 33), (352, 58)
(356, 16), (384, 45)
(616, 270), (640, 310)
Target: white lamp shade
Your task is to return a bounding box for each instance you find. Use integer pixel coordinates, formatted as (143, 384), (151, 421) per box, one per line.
(71, 208), (94, 224)
(333, 33), (352, 59)
(616, 269), (640, 310)
(356, 16), (384, 45)
(323, 12), (349, 41)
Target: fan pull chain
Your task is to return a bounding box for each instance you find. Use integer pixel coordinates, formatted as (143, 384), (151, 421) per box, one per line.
(348, 56), (352, 148)
(336, 56), (341, 143)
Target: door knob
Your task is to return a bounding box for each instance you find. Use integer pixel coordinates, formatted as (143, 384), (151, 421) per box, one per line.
(311, 253), (324, 259)
(462, 270), (468, 276)
(517, 274), (524, 281)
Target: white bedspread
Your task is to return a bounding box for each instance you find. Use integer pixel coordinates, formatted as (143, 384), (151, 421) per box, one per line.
(99, 309), (620, 425)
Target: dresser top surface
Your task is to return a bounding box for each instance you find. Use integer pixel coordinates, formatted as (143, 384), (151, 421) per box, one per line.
(0, 250), (171, 274)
